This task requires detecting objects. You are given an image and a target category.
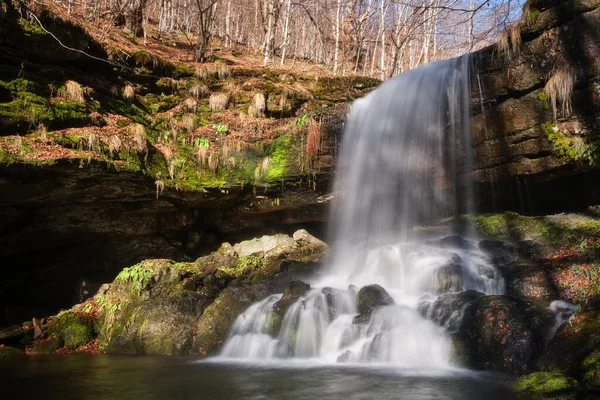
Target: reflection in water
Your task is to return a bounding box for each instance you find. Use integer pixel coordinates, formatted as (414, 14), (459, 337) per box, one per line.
(0, 355), (523, 400)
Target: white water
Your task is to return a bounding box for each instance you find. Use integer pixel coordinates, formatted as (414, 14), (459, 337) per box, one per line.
(219, 56), (505, 368)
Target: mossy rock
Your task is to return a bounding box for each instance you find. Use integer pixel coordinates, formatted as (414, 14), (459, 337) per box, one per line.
(514, 371), (578, 399)
(356, 284), (394, 314)
(582, 351), (600, 388)
(0, 346), (25, 359)
(48, 311), (95, 349)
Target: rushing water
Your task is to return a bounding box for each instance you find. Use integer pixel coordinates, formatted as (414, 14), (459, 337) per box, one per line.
(219, 56), (505, 367)
(0, 355), (523, 400)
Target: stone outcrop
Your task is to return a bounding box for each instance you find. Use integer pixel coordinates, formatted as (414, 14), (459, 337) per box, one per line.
(471, 0), (600, 212)
(20, 230), (327, 356)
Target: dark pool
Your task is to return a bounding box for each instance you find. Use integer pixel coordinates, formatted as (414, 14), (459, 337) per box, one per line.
(0, 355), (525, 400)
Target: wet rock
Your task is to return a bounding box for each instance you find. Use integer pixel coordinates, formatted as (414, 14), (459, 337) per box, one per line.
(353, 284), (394, 324)
(439, 235), (476, 250)
(194, 283), (270, 356)
(424, 290), (484, 332)
(273, 281), (310, 317)
(479, 240), (505, 252)
(356, 284), (394, 314)
(435, 262), (463, 294)
(457, 295), (556, 373)
(30, 336), (64, 354)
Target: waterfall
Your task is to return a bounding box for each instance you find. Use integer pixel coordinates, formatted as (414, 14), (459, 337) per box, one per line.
(217, 55), (505, 368)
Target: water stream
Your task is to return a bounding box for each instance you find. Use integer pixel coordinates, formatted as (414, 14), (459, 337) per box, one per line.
(217, 55), (505, 368)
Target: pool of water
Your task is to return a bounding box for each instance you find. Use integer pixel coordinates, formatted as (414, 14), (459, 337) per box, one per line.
(0, 355), (525, 400)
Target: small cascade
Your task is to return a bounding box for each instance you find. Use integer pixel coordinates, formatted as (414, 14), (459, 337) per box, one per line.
(218, 55), (506, 368)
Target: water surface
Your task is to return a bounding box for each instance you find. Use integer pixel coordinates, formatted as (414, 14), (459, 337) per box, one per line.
(0, 355), (524, 400)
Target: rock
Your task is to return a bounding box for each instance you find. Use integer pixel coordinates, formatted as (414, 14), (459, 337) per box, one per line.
(478, 240), (505, 252)
(292, 229), (328, 249)
(435, 262), (463, 294)
(356, 284), (394, 314)
(30, 336), (64, 354)
(513, 371), (578, 400)
(0, 325), (33, 346)
(506, 264), (559, 301)
(194, 283), (270, 356)
(0, 345), (25, 359)
(423, 290), (484, 332)
(536, 310), (600, 374)
(439, 235), (476, 250)
(49, 311), (95, 349)
(273, 281), (310, 316)
(582, 351), (600, 388)
(457, 295), (556, 373)
(233, 234), (296, 257)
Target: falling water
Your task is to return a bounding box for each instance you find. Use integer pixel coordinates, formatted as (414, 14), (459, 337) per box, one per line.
(218, 55), (505, 368)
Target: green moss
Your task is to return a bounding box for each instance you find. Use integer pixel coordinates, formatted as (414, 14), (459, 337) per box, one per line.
(582, 352), (600, 387)
(514, 371), (578, 399)
(116, 263), (154, 293)
(525, 6), (540, 23)
(265, 312), (283, 336)
(171, 262), (201, 274)
(173, 63), (195, 79)
(48, 311), (95, 349)
(544, 121), (599, 165)
(17, 18), (46, 36)
(264, 133), (292, 181)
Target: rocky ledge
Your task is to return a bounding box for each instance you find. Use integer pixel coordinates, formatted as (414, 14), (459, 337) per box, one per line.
(0, 229), (327, 356)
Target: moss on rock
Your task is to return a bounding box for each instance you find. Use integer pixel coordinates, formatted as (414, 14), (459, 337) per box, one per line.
(48, 311), (95, 349)
(514, 371), (578, 399)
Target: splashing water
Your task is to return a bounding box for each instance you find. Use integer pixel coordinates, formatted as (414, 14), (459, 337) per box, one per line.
(218, 55), (505, 368)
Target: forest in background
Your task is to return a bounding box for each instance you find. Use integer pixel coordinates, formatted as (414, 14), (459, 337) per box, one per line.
(36, 0), (525, 78)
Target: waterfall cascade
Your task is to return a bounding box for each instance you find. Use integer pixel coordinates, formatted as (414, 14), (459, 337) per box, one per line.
(218, 55), (505, 368)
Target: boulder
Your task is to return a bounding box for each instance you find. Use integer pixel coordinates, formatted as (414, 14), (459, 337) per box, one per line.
(422, 290), (484, 332)
(353, 284), (394, 324)
(505, 264), (560, 301)
(457, 295), (556, 373)
(48, 311), (95, 349)
(435, 262), (463, 294)
(233, 234), (296, 257)
(273, 281), (310, 317)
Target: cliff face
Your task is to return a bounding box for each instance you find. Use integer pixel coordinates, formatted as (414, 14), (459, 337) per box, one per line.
(0, 0), (377, 326)
(471, 0), (600, 213)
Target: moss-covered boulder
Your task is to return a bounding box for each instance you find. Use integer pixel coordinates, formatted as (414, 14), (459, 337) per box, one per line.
(48, 311), (95, 349)
(356, 284), (394, 315)
(352, 284), (394, 324)
(514, 371), (578, 400)
(79, 231), (328, 356)
(97, 260), (213, 355)
(582, 352), (600, 388)
(457, 295), (556, 373)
